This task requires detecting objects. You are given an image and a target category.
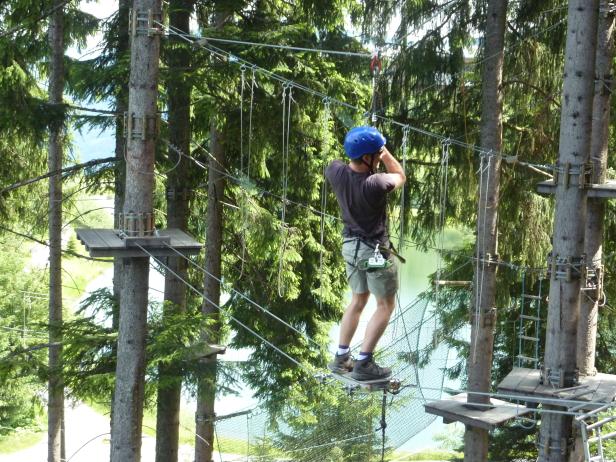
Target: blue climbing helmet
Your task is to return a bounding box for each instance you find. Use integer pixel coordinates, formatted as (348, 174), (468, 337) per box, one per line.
(343, 126), (386, 160)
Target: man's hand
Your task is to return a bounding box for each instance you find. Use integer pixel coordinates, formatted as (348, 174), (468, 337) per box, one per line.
(379, 147), (406, 190)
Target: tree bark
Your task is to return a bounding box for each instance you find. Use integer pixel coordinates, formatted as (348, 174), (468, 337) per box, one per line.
(538, 1), (599, 461)
(110, 1), (130, 454)
(464, 1), (507, 461)
(47, 2), (65, 461)
(194, 122), (225, 462)
(110, 0), (161, 460)
(569, 4), (615, 461)
(155, 1), (194, 461)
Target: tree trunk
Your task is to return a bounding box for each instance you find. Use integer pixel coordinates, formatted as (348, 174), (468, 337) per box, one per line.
(538, 1), (599, 461)
(464, 1), (507, 461)
(569, 4), (615, 461)
(195, 122), (225, 462)
(47, 2), (65, 461)
(155, 1), (194, 461)
(110, 0), (161, 460)
(110, 1), (130, 453)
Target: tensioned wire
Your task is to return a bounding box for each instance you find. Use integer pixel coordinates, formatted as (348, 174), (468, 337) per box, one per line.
(159, 21), (554, 172)
(164, 139), (549, 274)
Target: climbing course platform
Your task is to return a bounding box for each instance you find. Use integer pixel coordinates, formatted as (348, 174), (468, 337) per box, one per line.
(537, 179), (616, 199)
(424, 393), (532, 430)
(497, 367), (616, 409)
(76, 228), (202, 258)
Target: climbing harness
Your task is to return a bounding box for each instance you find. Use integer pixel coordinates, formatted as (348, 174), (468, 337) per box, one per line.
(358, 243), (393, 271)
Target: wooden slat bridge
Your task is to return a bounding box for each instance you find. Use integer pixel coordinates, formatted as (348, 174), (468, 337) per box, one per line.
(76, 228), (202, 258)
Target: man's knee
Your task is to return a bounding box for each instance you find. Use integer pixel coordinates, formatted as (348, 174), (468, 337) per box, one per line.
(376, 295), (396, 313)
(350, 292), (369, 311)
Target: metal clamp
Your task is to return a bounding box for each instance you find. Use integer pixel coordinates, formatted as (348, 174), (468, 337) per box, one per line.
(581, 264), (604, 301)
(124, 112), (160, 140)
(552, 162), (594, 189)
(470, 307), (497, 328)
(166, 187), (193, 201)
(117, 212), (156, 237)
(537, 436), (569, 457)
(130, 9), (164, 37)
(195, 413), (215, 424)
(541, 367), (580, 388)
(546, 253), (585, 282)
(475, 252), (500, 268)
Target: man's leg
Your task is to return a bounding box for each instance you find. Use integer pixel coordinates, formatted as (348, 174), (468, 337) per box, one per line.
(338, 292), (370, 347)
(360, 293), (396, 353)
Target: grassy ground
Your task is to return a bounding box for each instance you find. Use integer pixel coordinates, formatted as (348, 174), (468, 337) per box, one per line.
(0, 414), (46, 454)
(392, 449), (463, 461)
(140, 405), (249, 454)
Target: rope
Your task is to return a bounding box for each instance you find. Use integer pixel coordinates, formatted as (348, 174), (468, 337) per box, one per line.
(137, 243), (315, 374)
(160, 21), (554, 172)
(472, 152), (491, 363)
(277, 83), (293, 298)
(434, 139), (450, 310)
(167, 140), (549, 275)
(238, 65), (248, 281)
(319, 98), (331, 311)
(161, 242), (323, 351)
(193, 35), (373, 58)
(398, 126), (410, 251)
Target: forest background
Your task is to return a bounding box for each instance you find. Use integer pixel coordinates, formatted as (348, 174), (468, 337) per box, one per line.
(1, 0), (616, 461)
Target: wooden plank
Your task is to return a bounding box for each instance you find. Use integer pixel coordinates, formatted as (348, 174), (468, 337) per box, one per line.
(517, 369), (541, 395)
(424, 393), (531, 431)
(498, 367), (534, 393)
(537, 180), (616, 199)
(76, 228), (202, 258)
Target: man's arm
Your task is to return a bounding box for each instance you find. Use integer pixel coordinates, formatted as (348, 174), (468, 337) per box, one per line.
(379, 147), (406, 190)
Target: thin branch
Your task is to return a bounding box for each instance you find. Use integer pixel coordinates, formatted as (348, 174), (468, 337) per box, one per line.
(0, 225), (111, 262)
(1, 157), (117, 195)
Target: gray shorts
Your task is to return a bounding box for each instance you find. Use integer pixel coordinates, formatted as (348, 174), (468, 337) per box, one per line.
(341, 239), (399, 298)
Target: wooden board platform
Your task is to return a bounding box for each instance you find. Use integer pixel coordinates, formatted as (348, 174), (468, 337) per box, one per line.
(186, 343), (226, 361)
(424, 393), (532, 430)
(76, 228), (202, 258)
(537, 180), (616, 199)
(330, 372), (401, 393)
(497, 367), (616, 409)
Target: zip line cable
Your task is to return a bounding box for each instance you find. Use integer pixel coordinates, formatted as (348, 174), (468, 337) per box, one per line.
(159, 21), (554, 171)
(164, 139), (548, 275)
(194, 36), (373, 58)
(161, 241), (323, 351)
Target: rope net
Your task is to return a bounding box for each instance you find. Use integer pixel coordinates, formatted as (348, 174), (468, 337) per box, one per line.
(207, 295), (448, 461)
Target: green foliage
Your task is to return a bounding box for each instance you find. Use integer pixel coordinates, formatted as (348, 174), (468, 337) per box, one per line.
(272, 384), (385, 461)
(0, 236), (49, 434)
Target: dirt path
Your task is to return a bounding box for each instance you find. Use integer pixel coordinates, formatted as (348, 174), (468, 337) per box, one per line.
(0, 403), (243, 462)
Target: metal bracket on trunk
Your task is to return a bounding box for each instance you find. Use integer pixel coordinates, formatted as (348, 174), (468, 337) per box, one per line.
(537, 436), (569, 457)
(474, 252), (500, 268)
(124, 112), (160, 140)
(130, 9), (164, 37)
(552, 162), (594, 189)
(117, 212), (156, 238)
(541, 367), (580, 388)
(581, 264), (604, 302)
(166, 187), (193, 201)
(546, 253), (585, 282)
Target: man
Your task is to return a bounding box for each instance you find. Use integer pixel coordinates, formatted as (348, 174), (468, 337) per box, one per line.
(325, 126), (406, 381)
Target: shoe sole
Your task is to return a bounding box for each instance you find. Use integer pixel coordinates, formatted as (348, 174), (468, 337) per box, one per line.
(328, 364), (353, 374)
(351, 371), (392, 381)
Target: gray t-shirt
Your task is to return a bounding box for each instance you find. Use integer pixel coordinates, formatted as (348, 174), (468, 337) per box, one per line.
(325, 160), (396, 244)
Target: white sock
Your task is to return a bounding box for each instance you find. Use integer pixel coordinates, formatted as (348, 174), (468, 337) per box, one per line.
(337, 347), (350, 356)
(358, 353), (371, 361)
